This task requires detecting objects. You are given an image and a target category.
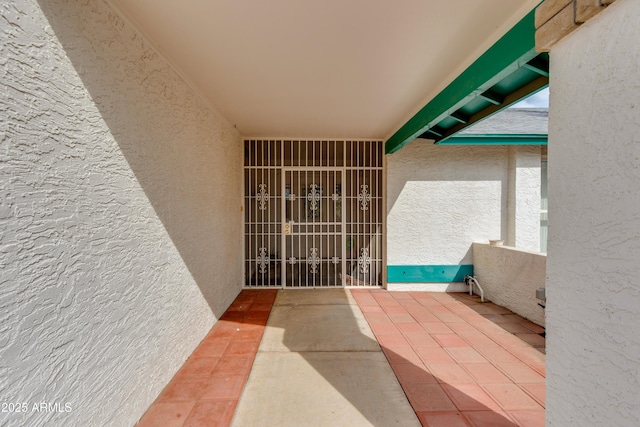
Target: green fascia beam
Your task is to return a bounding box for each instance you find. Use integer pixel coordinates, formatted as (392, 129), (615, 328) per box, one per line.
(442, 134), (548, 145)
(385, 8), (538, 154)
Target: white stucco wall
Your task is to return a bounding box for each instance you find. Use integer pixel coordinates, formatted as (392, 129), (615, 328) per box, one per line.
(506, 146), (541, 251)
(387, 141), (509, 265)
(386, 141), (509, 290)
(546, 0), (640, 425)
(0, 1), (242, 426)
(473, 243), (546, 326)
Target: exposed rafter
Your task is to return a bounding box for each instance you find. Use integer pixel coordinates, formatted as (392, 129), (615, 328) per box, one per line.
(429, 77), (548, 143)
(523, 56), (550, 77)
(480, 89), (505, 106)
(450, 111), (470, 124)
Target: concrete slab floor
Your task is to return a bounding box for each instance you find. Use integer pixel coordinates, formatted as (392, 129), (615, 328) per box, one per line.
(233, 352), (419, 427)
(232, 289), (421, 427)
(263, 289), (377, 354)
(273, 288), (357, 306)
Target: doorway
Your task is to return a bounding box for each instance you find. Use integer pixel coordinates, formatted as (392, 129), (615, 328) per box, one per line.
(244, 139), (383, 288)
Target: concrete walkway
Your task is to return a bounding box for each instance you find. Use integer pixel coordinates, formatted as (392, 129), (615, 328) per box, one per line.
(231, 289), (421, 426)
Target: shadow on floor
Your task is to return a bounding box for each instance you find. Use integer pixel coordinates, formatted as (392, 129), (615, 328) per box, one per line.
(446, 293), (546, 354)
(357, 290), (545, 426)
(232, 289), (544, 426)
(137, 289), (545, 426)
(232, 289), (418, 426)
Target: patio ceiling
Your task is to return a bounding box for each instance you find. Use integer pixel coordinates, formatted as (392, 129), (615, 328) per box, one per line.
(106, 0), (540, 140)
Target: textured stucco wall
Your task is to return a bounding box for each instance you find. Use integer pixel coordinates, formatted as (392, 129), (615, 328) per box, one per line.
(546, 0), (640, 425)
(0, 1), (242, 426)
(386, 141), (509, 290)
(506, 146), (541, 251)
(473, 243), (546, 326)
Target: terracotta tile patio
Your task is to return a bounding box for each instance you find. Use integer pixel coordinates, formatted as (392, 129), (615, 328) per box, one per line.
(136, 290), (277, 427)
(136, 289), (545, 426)
(352, 289), (545, 427)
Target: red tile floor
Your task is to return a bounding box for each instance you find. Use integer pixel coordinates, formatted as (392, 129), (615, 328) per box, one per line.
(352, 289), (545, 427)
(137, 289), (545, 427)
(136, 290), (277, 427)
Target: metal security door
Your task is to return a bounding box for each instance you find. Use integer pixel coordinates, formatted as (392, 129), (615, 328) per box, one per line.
(283, 169), (343, 287)
(244, 139), (383, 289)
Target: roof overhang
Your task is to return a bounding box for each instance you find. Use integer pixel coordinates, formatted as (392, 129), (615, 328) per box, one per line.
(385, 8), (549, 154)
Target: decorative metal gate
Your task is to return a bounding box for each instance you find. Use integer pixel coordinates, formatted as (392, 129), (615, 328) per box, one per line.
(244, 140), (383, 288)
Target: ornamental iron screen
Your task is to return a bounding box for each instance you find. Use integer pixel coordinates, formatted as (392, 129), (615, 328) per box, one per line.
(244, 139), (383, 288)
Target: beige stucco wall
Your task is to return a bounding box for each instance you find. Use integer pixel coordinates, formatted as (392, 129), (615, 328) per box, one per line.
(506, 146), (541, 251)
(387, 142), (508, 264)
(547, 0), (640, 425)
(0, 1), (242, 426)
(473, 243), (546, 326)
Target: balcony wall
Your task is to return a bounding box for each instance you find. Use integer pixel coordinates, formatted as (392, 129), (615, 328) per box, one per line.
(472, 243), (546, 326)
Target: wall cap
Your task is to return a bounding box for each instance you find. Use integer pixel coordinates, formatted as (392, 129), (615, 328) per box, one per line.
(473, 242), (547, 257)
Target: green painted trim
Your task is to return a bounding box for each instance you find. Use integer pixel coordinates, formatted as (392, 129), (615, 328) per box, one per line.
(385, 9), (538, 154)
(387, 265), (474, 283)
(441, 134), (547, 145)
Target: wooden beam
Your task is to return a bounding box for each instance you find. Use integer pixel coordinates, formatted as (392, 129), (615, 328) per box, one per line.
(535, 1), (578, 51)
(535, 0), (616, 52)
(535, 0), (573, 28)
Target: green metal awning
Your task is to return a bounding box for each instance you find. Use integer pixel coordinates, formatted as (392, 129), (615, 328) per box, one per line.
(385, 8), (549, 154)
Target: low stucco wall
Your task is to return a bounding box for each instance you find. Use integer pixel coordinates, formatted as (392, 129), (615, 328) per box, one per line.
(1, 1), (242, 426)
(473, 243), (546, 326)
